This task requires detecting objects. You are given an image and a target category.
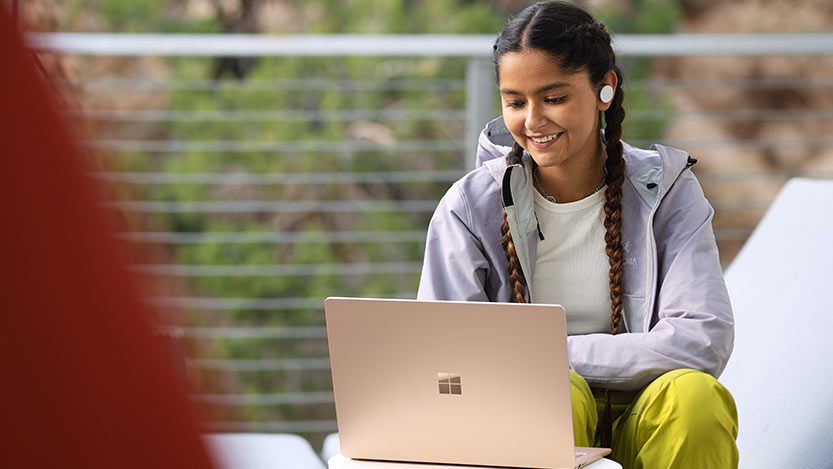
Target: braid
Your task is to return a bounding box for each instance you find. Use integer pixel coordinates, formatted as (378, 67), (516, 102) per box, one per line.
(501, 142), (527, 303)
(501, 211), (527, 303)
(601, 69), (626, 334)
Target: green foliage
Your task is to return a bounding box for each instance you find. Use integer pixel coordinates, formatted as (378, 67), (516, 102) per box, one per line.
(596, 0), (683, 34)
(630, 0), (683, 34)
(66, 0), (221, 32)
(301, 0), (504, 34)
(98, 0), (163, 31)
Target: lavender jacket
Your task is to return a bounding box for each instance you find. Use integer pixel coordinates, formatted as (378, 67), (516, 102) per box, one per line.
(417, 117), (734, 391)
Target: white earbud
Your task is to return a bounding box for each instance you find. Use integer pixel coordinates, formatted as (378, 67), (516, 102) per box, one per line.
(599, 84), (614, 104)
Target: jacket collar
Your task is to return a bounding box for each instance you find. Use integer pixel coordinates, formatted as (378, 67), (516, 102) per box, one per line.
(477, 116), (692, 209)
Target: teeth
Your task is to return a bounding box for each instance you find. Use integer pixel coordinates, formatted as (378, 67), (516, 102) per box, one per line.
(530, 132), (561, 143)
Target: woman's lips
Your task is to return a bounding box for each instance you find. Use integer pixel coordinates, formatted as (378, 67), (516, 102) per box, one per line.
(527, 131), (563, 149)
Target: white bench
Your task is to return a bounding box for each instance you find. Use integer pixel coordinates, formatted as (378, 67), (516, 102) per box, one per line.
(203, 433), (325, 469)
(720, 178), (833, 468)
(322, 434), (622, 469)
(202, 432), (621, 468)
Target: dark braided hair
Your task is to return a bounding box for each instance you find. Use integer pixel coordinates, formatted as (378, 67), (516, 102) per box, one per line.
(493, 1), (627, 334)
(501, 142), (528, 303)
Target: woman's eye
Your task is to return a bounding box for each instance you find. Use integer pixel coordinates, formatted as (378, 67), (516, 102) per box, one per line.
(545, 96), (566, 104)
(505, 101), (525, 109)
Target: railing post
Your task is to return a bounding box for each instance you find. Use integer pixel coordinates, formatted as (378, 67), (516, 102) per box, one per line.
(465, 58), (495, 173)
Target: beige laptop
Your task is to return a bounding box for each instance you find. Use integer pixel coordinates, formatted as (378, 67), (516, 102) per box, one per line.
(324, 297), (611, 469)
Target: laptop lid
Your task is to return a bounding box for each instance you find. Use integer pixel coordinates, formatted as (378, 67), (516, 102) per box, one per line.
(325, 297), (581, 469)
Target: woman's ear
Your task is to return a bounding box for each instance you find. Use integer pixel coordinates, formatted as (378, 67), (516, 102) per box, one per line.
(597, 69), (619, 112)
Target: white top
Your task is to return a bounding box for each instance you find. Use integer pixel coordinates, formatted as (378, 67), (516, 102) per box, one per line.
(531, 187), (612, 335)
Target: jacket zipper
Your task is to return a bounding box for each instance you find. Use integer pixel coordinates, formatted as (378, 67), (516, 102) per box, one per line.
(535, 213), (545, 241)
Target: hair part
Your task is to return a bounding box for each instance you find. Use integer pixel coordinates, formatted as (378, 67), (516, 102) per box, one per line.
(495, 1), (627, 334)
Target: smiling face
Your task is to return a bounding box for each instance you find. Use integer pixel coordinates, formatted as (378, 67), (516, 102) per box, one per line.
(498, 48), (612, 174)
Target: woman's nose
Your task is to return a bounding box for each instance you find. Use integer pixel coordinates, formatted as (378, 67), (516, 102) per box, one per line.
(524, 104), (548, 131)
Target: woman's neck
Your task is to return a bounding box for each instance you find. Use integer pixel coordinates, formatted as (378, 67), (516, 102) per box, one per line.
(535, 149), (607, 203)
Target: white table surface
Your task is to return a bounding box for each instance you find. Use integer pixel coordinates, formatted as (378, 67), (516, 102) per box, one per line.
(328, 454), (622, 469)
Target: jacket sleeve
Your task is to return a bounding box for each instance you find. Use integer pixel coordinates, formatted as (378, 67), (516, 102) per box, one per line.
(567, 169), (735, 391)
(417, 183), (491, 302)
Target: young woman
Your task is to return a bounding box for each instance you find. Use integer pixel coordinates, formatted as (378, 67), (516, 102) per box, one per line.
(417, 2), (738, 467)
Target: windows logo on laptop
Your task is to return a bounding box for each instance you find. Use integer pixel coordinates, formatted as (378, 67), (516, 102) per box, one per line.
(437, 372), (462, 395)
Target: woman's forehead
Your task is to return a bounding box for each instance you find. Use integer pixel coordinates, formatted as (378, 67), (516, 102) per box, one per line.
(497, 49), (589, 93)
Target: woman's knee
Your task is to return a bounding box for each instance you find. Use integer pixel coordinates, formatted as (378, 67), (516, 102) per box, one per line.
(644, 369), (738, 434)
(616, 370), (739, 468)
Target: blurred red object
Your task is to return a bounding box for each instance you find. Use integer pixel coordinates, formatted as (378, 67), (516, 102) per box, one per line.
(0, 9), (214, 469)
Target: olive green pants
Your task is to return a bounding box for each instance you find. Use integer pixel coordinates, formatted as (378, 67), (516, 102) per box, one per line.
(570, 369), (739, 469)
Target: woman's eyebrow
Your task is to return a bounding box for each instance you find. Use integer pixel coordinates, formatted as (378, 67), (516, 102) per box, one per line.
(500, 81), (572, 95)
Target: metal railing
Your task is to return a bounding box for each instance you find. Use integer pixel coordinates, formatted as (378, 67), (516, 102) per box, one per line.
(30, 33), (833, 437)
(29, 33), (833, 56)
